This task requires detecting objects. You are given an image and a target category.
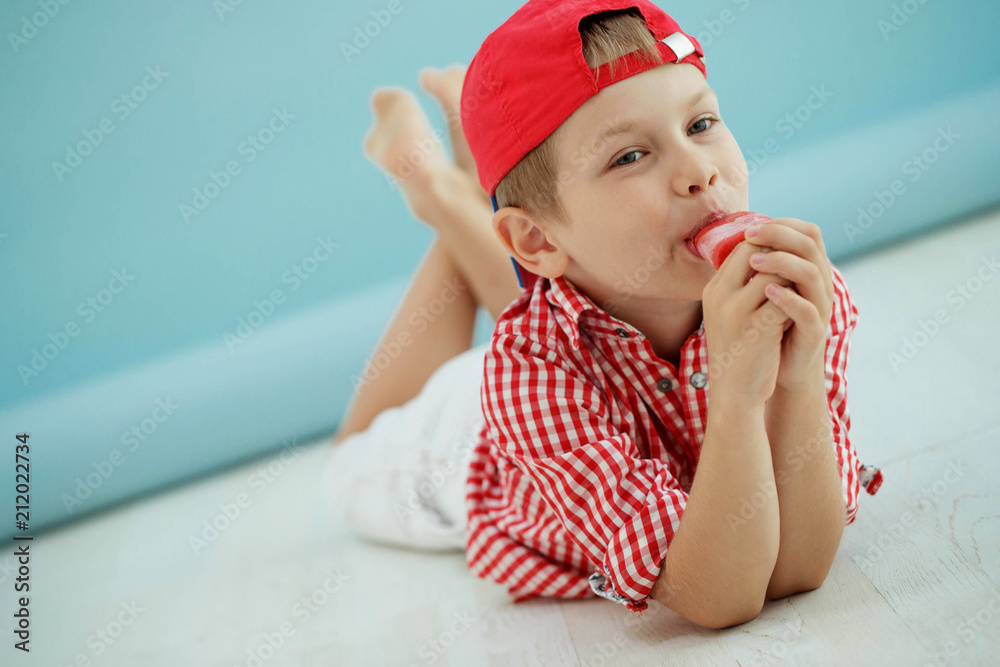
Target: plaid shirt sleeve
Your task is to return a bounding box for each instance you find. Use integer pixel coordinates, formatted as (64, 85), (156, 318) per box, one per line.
(483, 329), (689, 612)
(826, 263), (882, 526)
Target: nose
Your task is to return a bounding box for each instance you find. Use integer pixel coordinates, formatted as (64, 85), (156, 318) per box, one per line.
(671, 146), (719, 196)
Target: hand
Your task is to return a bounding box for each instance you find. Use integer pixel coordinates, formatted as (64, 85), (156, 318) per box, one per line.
(701, 237), (790, 408)
(743, 218), (834, 390)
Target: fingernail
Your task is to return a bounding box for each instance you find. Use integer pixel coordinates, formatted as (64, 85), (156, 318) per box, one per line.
(746, 226), (759, 237)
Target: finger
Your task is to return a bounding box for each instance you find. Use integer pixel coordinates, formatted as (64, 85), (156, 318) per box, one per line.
(745, 218), (827, 266)
(741, 269), (794, 314)
(746, 288), (792, 336)
(749, 250), (827, 306)
(714, 239), (776, 294)
(764, 283), (825, 334)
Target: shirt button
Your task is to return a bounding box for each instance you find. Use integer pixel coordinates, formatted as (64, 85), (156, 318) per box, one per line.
(615, 327), (631, 338)
(690, 371), (708, 389)
(656, 378), (673, 392)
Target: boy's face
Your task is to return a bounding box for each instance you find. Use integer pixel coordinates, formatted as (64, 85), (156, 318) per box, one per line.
(515, 62), (749, 310)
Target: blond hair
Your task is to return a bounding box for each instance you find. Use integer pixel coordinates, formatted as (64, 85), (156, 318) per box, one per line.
(493, 8), (663, 226)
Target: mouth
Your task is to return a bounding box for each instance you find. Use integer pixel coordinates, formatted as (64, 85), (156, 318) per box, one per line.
(684, 209), (731, 255)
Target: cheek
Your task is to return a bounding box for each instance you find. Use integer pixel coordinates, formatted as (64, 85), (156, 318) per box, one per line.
(720, 134), (749, 187)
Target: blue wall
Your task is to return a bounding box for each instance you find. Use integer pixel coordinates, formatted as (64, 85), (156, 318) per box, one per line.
(2, 0), (999, 538)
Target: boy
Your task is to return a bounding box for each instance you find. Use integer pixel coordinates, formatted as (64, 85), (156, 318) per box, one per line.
(457, 0), (883, 628)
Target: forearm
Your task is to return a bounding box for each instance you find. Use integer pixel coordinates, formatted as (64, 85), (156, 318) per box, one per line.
(765, 362), (845, 599)
(651, 394), (780, 628)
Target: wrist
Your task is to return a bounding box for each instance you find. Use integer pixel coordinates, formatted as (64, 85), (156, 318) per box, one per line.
(775, 358), (826, 394)
(710, 390), (767, 422)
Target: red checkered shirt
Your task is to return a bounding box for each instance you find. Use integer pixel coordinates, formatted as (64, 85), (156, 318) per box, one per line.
(464, 261), (883, 613)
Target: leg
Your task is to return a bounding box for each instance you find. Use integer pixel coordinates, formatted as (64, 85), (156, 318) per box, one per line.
(418, 66), (523, 320)
(334, 76), (521, 444)
(333, 236), (477, 444)
(365, 79), (521, 322)
(418, 65), (489, 205)
(424, 167), (522, 322)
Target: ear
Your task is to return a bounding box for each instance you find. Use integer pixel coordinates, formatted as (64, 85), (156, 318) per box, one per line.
(492, 206), (569, 280)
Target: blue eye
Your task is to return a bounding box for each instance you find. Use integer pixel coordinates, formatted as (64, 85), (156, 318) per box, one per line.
(690, 115), (718, 134)
(614, 150), (641, 167)
(610, 116), (720, 169)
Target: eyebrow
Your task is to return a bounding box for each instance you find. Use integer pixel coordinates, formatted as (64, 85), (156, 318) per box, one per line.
(591, 88), (718, 146)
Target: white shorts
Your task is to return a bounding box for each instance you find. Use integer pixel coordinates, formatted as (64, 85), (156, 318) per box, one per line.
(320, 342), (489, 551)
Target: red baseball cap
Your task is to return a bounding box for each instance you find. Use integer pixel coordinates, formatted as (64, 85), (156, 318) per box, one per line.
(460, 0), (707, 291)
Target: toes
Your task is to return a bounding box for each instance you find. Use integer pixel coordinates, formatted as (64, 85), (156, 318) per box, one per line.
(418, 68), (441, 94)
(371, 86), (415, 113)
(441, 64), (467, 84)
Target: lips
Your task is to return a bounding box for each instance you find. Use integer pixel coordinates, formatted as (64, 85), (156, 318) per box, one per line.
(692, 211), (774, 269)
(685, 210), (730, 242)
(684, 210), (730, 255)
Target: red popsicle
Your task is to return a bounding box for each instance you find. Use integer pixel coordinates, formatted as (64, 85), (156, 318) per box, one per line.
(691, 211), (773, 269)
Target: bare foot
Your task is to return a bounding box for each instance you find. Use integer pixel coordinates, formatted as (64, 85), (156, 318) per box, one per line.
(419, 65), (490, 204)
(363, 87), (456, 220)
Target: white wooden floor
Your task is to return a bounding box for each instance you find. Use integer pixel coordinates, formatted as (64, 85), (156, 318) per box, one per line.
(4, 206), (1000, 666)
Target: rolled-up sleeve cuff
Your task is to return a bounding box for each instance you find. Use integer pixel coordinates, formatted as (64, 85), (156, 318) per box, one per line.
(588, 564), (651, 613)
(860, 465), (883, 495)
(585, 486), (684, 614)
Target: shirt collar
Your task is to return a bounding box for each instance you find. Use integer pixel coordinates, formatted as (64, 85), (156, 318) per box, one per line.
(540, 275), (705, 350)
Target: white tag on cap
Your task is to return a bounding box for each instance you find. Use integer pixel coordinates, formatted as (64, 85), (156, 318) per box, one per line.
(662, 32), (695, 62)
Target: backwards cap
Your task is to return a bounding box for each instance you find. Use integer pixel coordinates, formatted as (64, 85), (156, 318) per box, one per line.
(460, 0), (706, 291)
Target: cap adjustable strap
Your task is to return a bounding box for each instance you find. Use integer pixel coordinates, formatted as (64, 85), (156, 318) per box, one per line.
(593, 33), (705, 91)
(661, 32), (696, 62)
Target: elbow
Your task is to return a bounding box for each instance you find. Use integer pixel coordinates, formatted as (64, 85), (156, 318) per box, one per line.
(686, 596), (766, 629)
(652, 582), (766, 630)
(766, 572), (827, 601)
(766, 548), (838, 601)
